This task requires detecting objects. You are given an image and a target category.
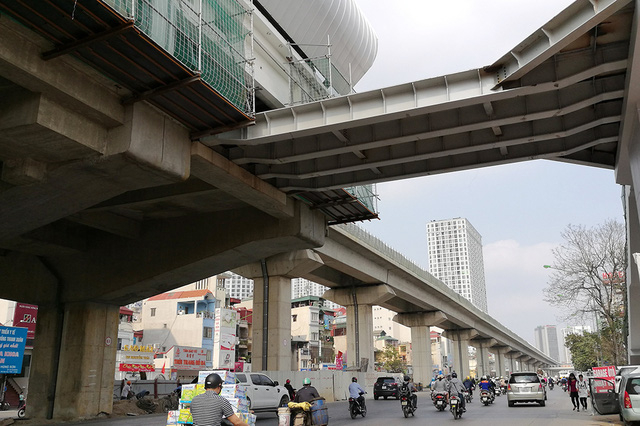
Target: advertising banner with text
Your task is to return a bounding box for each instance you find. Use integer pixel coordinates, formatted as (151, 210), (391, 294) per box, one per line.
(12, 303), (37, 340)
(213, 308), (237, 369)
(0, 326), (27, 374)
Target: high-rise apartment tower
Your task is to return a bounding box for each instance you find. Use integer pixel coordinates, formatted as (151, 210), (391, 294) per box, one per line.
(534, 325), (560, 362)
(426, 218), (488, 312)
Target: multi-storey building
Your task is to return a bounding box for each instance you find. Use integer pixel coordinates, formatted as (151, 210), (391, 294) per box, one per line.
(224, 272), (254, 301)
(534, 325), (560, 362)
(426, 218), (489, 312)
(291, 278), (341, 310)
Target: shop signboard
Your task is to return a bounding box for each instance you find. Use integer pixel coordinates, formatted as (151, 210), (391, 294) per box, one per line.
(0, 326), (27, 374)
(172, 346), (207, 370)
(213, 308), (237, 369)
(592, 365), (616, 393)
(12, 303), (37, 340)
(118, 345), (155, 372)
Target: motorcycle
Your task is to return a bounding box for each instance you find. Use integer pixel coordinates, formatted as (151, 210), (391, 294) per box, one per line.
(562, 383), (568, 392)
(433, 392), (447, 411)
(501, 385), (507, 395)
(449, 394), (464, 420)
(349, 392), (367, 419)
(494, 386), (502, 397)
(549, 382), (554, 390)
(17, 401), (26, 419)
(463, 389), (472, 403)
(480, 390), (493, 406)
(400, 389), (416, 418)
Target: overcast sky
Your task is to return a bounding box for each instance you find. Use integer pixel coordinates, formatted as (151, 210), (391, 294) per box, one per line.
(351, 0), (625, 347)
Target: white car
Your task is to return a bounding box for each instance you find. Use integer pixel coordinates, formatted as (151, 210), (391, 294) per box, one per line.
(235, 372), (290, 412)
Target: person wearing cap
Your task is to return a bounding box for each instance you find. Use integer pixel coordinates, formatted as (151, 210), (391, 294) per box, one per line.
(121, 380), (131, 400)
(294, 378), (319, 403)
(284, 379), (296, 400)
(190, 373), (247, 426)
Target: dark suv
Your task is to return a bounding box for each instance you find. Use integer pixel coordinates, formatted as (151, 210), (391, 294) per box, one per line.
(374, 377), (400, 400)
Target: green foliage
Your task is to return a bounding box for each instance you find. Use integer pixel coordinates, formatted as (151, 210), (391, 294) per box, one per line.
(381, 345), (406, 373)
(564, 332), (600, 371)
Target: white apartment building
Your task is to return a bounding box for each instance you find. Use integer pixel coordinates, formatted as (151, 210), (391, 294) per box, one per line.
(426, 218), (489, 313)
(292, 278), (341, 310)
(372, 306), (411, 343)
(224, 272), (254, 301)
(534, 325), (560, 362)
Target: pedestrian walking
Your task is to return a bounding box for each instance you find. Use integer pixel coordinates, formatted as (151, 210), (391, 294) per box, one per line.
(567, 373), (579, 411)
(577, 374), (589, 410)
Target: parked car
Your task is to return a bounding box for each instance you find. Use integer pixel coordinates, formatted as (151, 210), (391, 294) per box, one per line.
(373, 376), (400, 400)
(507, 372), (546, 407)
(235, 372), (289, 412)
(618, 372), (640, 424)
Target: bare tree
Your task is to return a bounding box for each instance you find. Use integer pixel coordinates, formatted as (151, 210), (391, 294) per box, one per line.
(543, 219), (627, 366)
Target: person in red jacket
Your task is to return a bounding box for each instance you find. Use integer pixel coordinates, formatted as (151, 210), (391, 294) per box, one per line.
(567, 373), (580, 411)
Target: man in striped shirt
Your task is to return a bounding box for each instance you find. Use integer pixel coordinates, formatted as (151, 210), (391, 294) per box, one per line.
(191, 373), (247, 426)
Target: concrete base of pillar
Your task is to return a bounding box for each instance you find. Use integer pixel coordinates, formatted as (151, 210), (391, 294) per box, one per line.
(29, 302), (118, 420)
(410, 326), (432, 386)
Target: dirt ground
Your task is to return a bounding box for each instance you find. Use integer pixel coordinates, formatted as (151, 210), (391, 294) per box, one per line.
(0, 398), (166, 425)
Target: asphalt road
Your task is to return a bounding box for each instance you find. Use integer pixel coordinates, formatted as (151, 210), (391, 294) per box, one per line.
(3, 388), (624, 425)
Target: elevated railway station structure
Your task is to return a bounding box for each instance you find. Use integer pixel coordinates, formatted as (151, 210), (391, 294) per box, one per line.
(0, 0), (638, 420)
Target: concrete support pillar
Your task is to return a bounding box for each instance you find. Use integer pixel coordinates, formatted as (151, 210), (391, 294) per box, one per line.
(628, 186), (640, 364)
(495, 347), (511, 377)
(29, 302), (119, 420)
(395, 311), (447, 386)
(473, 339), (496, 378)
(234, 250), (324, 371)
(445, 329), (478, 379)
(510, 352), (522, 372)
(519, 356), (531, 371)
(324, 284), (396, 371)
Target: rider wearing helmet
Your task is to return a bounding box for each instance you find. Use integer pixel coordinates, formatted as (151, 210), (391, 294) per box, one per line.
(401, 375), (418, 408)
(463, 376), (474, 397)
(432, 374), (447, 394)
(447, 372), (466, 412)
(295, 378), (320, 403)
(348, 377), (366, 410)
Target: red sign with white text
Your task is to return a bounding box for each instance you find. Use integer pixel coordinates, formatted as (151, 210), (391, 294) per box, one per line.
(12, 303), (37, 340)
(592, 366), (616, 393)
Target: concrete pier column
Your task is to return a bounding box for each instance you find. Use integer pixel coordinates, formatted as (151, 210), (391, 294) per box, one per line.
(395, 311), (448, 386)
(445, 329), (478, 379)
(235, 250), (324, 371)
(324, 284), (396, 371)
(473, 339), (496, 378)
(519, 356), (531, 371)
(29, 302), (119, 420)
(495, 347), (511, 377)
(627, 187), (640, 364)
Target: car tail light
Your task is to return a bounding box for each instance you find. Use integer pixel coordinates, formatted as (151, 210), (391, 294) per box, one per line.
(625, 391), (633, 409)
(392, 382), (397, 386)
(507, 384), (511, 391)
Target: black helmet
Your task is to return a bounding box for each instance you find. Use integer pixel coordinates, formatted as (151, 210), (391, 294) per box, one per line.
(352, 377), (357, 382)
(404, 375), (410, 382)
(204, 373), (223, 390)
(451, 372), (457, 378)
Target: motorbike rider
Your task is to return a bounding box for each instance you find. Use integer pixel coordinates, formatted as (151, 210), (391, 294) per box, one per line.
(295, 378), (320, 403)
(478, 376), (495, 401)
(400, 375), (418, 409)
(431, 374), (448, 401)
(463, 376), (474, 398)
(447, 372), (466, 412)
(348, 377), (366, 411)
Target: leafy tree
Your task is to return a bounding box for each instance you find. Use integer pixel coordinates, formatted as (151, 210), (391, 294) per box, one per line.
(564, 332), (600, 371)
(381, 345), (406, 373)
(543, 219), (628, 366)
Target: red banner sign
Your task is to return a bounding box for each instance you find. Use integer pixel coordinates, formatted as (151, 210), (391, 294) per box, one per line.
(592, 366), (616, 393)
(12, 303), (37, 340)
(119, 363), (155, 372)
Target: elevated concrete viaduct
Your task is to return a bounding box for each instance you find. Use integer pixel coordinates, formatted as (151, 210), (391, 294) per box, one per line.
(1, 0), (639, 421)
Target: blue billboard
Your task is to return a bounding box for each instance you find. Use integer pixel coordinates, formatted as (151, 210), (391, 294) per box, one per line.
(0, 326), (28, 374)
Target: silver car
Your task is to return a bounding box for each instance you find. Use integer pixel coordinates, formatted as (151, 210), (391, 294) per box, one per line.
(619, 373), (640, 424)
(507, 372), (546, 407)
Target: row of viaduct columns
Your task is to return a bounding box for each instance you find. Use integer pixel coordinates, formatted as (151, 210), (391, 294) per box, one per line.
(234, 252), (549, 380)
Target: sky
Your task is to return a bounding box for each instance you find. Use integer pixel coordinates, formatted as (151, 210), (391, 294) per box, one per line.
(351, 0), (626, 348)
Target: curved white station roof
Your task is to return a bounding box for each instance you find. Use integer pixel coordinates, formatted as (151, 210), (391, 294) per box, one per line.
(257, 0), (378, 85)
